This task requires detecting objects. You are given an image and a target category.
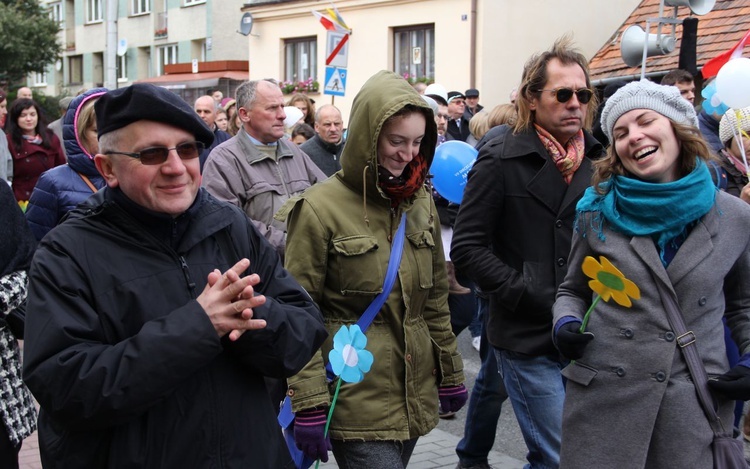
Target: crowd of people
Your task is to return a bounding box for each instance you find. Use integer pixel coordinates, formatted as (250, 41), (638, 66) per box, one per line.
(2, 33), (750, 469)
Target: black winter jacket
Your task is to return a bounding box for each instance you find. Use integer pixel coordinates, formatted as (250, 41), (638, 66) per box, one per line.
(23, 187), (327, 468)
(451, 128), (603, 356)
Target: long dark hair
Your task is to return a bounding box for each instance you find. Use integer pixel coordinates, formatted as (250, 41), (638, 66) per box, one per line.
(6, 98), (53, 151)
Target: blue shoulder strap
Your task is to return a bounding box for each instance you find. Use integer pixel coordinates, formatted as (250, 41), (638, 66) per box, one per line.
(356, 213), (407, 333)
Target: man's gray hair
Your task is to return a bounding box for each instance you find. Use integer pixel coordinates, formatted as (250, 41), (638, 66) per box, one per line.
(235, 79), (278, 110)
(98, 128), (123, 154)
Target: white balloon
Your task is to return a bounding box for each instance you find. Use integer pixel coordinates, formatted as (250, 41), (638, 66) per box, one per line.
(716, 58), (750, 109)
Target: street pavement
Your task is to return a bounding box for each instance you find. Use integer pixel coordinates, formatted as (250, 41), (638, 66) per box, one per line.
(19, 329), (750, 468)
(19, 329), (529, 469)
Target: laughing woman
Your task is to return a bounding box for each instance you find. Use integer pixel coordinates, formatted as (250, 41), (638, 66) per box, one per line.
(552, 80), (750, 468)
(282, 70), (466, 468)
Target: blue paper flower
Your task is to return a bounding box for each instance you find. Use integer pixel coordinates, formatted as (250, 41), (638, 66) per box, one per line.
(702, 80), (730, 117)
(329, 325), (373, 383)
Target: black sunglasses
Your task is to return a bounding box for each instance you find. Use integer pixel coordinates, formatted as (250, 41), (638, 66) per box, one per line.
(537, 87), (594, 104)
(104, 141), (205, 165)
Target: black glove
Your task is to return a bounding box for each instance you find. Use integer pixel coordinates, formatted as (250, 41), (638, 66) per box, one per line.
(555, 321), (594, 360)
(708, 365), (750, 401)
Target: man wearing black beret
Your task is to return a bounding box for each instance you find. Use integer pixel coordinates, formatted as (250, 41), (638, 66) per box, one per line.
(22, 83), (327, 468)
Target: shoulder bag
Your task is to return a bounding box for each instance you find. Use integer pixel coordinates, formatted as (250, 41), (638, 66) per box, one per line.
(653, 276), (746, 469)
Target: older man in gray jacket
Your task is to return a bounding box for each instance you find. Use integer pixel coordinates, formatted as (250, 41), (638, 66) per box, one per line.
(299, 104), (345, 176)
(202, 80), (325, 256)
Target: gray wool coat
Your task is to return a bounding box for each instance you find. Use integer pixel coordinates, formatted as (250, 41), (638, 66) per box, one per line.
(553, 190), (750, 469)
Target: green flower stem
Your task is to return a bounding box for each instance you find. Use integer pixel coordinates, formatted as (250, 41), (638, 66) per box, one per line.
(315, 378), (343, 469)
(579, 294), (602, 333)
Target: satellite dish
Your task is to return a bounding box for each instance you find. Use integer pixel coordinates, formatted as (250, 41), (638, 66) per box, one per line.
(117, 38), (128, 57)
(238, 13), (254, 36)
(55, 59), (62, 71)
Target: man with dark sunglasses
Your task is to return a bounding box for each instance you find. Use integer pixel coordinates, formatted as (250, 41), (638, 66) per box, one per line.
(22, 83), (327, 468)
(451, 36), (604, 469)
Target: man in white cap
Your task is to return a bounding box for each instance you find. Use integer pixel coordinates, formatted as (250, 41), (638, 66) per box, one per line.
(446, 91), (470, 141)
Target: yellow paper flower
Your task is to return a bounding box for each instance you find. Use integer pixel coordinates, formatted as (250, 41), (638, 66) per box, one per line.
(582, 255), (640, 307)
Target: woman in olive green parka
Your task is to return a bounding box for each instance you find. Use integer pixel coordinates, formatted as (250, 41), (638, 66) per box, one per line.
(283, 70), (466, 467)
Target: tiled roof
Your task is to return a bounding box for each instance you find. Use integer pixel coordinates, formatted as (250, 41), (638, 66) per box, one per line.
(588, 0), (750, 82)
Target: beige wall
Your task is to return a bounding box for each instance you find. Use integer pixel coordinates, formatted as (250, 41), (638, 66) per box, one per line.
(168, 2), (208, 45)
(244, 0), (640, 124)
(211, 1), (251, 61)
(479, 0), (640, 107)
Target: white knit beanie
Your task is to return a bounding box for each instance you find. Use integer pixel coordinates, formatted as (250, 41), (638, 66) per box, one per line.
(719, 107), (750, 146)
(600, 79), (699, 142)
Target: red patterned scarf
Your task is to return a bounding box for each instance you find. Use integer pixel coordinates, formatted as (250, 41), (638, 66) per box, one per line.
(378, 154), (428, 207)
(534, 124), (584, 184)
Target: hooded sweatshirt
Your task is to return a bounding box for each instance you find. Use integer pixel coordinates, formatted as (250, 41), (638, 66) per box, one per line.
(282, 70), (463, 441)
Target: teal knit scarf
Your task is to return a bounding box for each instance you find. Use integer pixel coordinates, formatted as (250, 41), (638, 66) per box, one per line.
(576, 159), (716, 264)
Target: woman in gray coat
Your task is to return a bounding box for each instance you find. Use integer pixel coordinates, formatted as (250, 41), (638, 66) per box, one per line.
(552, 80), (750, 468)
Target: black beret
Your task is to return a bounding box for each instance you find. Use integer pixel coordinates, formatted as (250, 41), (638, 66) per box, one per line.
(464, 88), (479, 98)
(95, 83), (214, 148)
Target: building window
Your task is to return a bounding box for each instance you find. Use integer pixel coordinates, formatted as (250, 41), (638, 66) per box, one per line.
(131, 0), (150, 15)
(86, 0), (103, 23)
(184, 0), (205, 5)
(394, 24), (434, 83)
(157, 44), (178, 76)
(49, 2), (63, 23)
(284, 36), (317, 83)
(30, 71), (48, 87)
(68, 55), (83, 84)
(117, 55), (128, 82)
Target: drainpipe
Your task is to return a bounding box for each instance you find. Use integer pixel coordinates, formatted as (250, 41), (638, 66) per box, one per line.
(105, 0), (118, 89)
(469, 0), (477, 87)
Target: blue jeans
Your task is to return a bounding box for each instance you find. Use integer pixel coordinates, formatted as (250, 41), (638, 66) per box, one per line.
(456, 297), (508, 466)
(494, 349), (564, 469)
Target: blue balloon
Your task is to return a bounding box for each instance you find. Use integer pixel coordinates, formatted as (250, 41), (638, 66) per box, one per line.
(431, 140), (478, 204)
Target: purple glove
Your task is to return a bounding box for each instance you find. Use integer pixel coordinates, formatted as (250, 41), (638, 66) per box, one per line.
(439, 384), (468, 413)
(293, 408), (332, 463)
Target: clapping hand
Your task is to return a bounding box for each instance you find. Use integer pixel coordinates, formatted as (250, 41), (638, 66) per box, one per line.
(198, 258), (267, 341)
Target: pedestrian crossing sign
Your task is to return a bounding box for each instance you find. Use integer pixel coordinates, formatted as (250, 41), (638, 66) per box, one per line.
(324, 66), (346, 97)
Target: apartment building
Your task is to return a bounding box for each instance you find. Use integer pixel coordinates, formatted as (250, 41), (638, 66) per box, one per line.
(30, 0), (642, 119)
(31, 0), (250, 99)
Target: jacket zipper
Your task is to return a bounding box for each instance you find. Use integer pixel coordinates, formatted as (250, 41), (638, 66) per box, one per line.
(178, 255), (197, 298)
(390, 207), (398, 245)
(276, 159), (292, 197)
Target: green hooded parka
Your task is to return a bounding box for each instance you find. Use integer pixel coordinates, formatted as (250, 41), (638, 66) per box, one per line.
(282, 70), (464, 441)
